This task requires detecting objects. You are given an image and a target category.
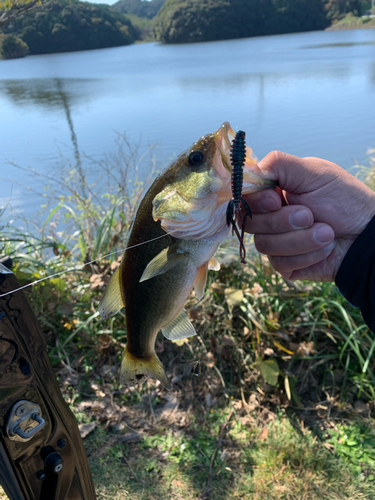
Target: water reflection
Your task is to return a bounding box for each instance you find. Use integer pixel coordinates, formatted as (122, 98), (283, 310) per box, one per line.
(302, 41), (375, 49)
(0, 77), (99, 110)
(0, 78), (85, 187)
(54, 79), (81, 171)
(178, 64), (352, 91)
(1, 29), (375, 221)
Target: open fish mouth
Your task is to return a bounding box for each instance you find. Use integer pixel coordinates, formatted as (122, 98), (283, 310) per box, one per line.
(215, 121), (236, 174)
(152, 121), (275, 241)
(215, 121), (259, 176)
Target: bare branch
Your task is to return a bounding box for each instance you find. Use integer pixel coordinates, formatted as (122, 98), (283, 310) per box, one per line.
(0, 0), (52, 28)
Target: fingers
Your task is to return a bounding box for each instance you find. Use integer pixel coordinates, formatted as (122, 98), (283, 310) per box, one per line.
(252, 151), (375, 236)
(254, 151), (339, 194)
(268, 242), (335, 275)
(243, 203), (314, 234)
(241, 189), (282, 214)
(276, 259), (335, 282)
(259, 235), (352, 282)
(254, 222), (335, 256)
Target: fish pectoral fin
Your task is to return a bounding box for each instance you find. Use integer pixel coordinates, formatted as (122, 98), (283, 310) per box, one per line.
(98, 267), (124, 320)
(139, 246), (187, 283)
(194, 264), (208, 301)
(162, 309), (197, 341)
(208, 256), (221, 271)
(120, 346), (171, 390)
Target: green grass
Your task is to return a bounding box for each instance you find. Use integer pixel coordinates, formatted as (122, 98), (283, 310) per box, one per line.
(1, 145), (375, 499)
(78, 410), (375, 499)
(1, 412), (375, 499)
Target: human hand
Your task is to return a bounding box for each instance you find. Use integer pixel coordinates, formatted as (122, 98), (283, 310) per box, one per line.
(243, 151), (375, 281)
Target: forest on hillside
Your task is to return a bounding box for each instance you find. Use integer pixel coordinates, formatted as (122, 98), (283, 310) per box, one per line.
(155, 0), (366, 44)
(1, 0), (139, 56)
(112, 0), (166, 19)
(0, 0), (371, 58)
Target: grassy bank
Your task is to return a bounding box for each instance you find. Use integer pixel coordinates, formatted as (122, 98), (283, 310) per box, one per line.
(327, 13), (375, 30)
(1, 146), (375, 498)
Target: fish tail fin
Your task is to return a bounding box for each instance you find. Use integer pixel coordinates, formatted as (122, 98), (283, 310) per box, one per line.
(120, 346), (171, 390)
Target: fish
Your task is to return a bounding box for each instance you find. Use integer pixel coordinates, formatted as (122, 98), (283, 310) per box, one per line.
(98, 122), (277, 390)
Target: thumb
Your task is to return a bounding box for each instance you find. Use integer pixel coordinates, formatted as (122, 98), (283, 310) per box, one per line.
(255, 151), (338, 195)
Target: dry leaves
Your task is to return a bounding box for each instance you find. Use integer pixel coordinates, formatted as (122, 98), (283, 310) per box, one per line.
(79, 422), (97, 438)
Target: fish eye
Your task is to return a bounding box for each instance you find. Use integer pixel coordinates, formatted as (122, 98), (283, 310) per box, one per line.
(188, 150), (205, 167)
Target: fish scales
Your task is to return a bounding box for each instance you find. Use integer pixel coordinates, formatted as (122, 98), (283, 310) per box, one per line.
(99, 122), (278, 389)
(122, 169), (192, 357)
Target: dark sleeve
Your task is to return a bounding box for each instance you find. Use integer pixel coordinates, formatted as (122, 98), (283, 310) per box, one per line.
(335, 215), (375, 333)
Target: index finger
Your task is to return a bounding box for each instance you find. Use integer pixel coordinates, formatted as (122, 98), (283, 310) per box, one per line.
(253, 151), (339, 194)
(241, 188), (283, 215)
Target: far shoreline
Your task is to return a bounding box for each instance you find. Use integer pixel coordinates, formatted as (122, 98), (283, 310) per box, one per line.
(1, 15), (375, 60)
(326, 14), (375, 31)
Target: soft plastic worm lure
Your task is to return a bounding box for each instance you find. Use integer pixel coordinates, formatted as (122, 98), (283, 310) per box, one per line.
(226, 130), (253, 264)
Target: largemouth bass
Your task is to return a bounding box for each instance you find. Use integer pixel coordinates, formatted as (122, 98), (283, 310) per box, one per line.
(99, 122), (277, 389)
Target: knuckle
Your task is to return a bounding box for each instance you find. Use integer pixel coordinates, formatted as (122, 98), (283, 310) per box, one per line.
(254, 235), (267, 254)
(269, 213), (284, 233)
(269, 255), (290, 273)
(272, 150), (289, 163)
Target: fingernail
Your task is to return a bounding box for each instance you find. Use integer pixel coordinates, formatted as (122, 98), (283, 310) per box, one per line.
(259, 197), (278, 212)
(289, 210), (311, 229)
(314, 225), (334, 244)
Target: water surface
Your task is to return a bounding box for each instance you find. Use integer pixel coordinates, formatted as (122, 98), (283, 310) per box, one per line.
(1, 28), (375, 219)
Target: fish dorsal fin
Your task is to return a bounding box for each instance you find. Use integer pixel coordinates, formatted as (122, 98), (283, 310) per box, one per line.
(208, 256), (220, 271)
(98, 267), (124, 320)
(162, 309), (197, 341)
(139, 246), (187, 283)
(194, 264), (208, 301)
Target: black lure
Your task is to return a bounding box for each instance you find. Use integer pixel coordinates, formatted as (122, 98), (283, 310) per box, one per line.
(226, 130), (252, 264)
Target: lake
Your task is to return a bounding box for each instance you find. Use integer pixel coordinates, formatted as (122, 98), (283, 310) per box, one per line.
(1, 28), (375, 222)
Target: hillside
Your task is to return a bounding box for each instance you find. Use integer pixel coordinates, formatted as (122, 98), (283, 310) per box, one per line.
(155, 0), (367, 44)
(1, 0), (139, 56)
(327, 11), (375, 29)
(1, 0), (371, 57)
(112, 0), (166, 19)
(111, 0), (166, 42)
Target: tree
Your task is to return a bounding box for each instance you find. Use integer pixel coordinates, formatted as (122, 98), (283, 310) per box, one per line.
(1, 33), (29, 58)
(112, 0), (166, 19)
(155, 0), (329, 44)
(5, 0), (139, 55)
(325, 0), (363, 20)
(0, 0), (51, 28)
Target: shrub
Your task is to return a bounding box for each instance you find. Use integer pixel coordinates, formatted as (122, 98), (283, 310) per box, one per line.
(1, 34), (29, 59)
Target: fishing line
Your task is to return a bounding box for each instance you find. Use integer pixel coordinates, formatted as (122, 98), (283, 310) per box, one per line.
(0, 228), (181, 298)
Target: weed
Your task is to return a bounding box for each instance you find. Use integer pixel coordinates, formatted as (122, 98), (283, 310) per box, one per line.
(1, 144), (375, 499)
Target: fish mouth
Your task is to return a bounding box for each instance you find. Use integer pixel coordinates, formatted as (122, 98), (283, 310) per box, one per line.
(214, 122), (276, 192)
(215, 121), (236, 174)
(214, 121), (260, 179)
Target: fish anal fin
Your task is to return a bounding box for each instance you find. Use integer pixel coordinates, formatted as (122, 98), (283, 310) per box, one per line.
(162, 309), (197, 341)
(140, 246), (187, 283)
(98, 267), (124, 320)
(194, 264), (208, 301)
(120, 347), (171, 390)
(208, 256), (220, 271)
